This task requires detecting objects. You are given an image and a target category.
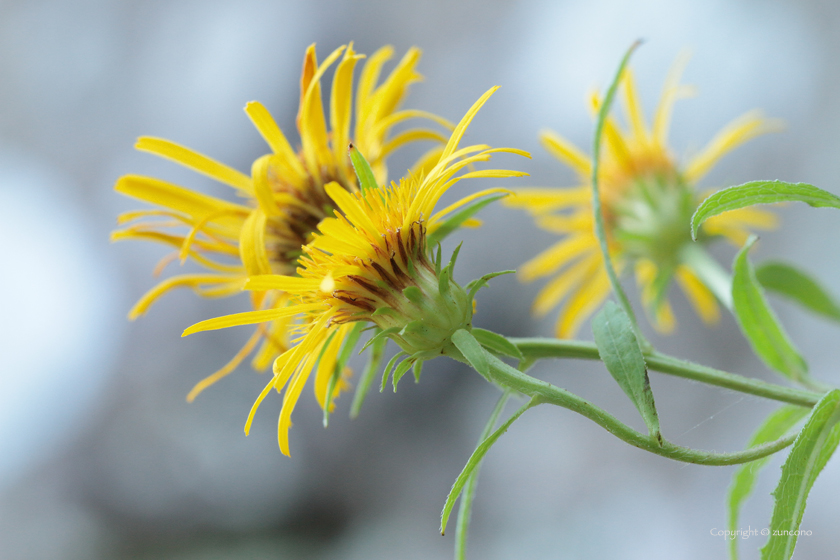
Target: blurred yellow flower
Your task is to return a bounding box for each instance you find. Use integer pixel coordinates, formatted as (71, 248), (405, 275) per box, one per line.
(183, 87), (529, 455)
(506, 58), (781, 337)
(113, 43), (451, 400)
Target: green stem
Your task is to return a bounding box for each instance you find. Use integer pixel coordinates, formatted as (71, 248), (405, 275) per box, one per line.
(472, 352), (797, 466)
(454, 391), (510, 560)
(680, 242), (733, 310)
(510, 337), (822, 408)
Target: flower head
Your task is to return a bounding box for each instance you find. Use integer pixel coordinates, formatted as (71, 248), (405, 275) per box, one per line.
(113, 43), (450, 399)
(183, 87), (529, 455)
(506, 57), (781, 337)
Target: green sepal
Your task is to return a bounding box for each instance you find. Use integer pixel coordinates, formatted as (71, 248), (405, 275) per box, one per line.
(403, 286), (425, 304)
(439, 258), (452, 298)
(592, 301), (662, 443)
(350, 330), (387, 419)
(372, 306), (399, 317)
(732, 237), (808, 383)
(349, 144), (378, 195)
(392, 359), (414, 392)
(434, 244), (442, 276)
(360, 326), (400, 352)
(451, 329), (489, 378)
(691, 180), (840, 240)
(761, 390), (840, 560)
(465, 270), (514, 301)
(380, 351), (407, 392)
(727, 405), (808, 560)
(472, 328), (523, 360)
(426, 194), (508, 247)
(756, 261), (840, 323)
(412, 359), (423, 383)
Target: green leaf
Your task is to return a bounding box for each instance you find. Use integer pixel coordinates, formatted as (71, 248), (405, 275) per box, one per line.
(360, 326), (399, 352)
(412, 359), (423, 383)
(589, 41), (648, 351)
(380, 351), (407, 393)
(455, 391), (511, 560)
(426, 194), (508, 247)
(691, 180), (840, 240)
(732, 237), (808, 382)
(465, 270), (514, 301)
(392, 359), (414, 392)
(451, 329), (489, 378)
(350, 331), (387, 419)
(592, 301), (661, 443)
(761, 389), (840, 560)
(727, 406), (809, 560)
(349, 143), (378, 194)
(472, 328), (523, 360)
(756, 261), (840, 322)
(441, 398), (536, 535)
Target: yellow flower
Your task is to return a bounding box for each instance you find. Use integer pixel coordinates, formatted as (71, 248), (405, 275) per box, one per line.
(182, 87), (529, 455)
(506, 57), (781, 337)
(113, 43), (451, 401)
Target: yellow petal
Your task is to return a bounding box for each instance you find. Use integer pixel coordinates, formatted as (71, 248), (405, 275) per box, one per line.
(182, 303), (323, 337)
(186, 326), (264, 402)
(676, 266), (720, 325)
(135, 137), (252, 193)
(539, 130), (591, 179)
(519, 235), (595, 281)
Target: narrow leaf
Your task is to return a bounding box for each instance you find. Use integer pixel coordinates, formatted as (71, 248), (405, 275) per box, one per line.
(761, 389), (840, 560)
(412, 359), (423, 383)
(756, 261), (840, 322)
(590, 41), (648, 349)
(455, 391), (511, 559)
(380, 352), (406, 392)
(451, 329), (489, 377)
(392, 359), (414, 392)
(732, 237), (808, 382)
(349, 143), (378, 194)
(592, 301), (661, 442)
(472, 328), (523, 360)
(465, 270), (514, 301)
(692, 180), (840, 240)
(350, 331), (387, 419)
(427, 194), (507, 247)
(441, 398), (536, 535)
(727, 406), (809, 560)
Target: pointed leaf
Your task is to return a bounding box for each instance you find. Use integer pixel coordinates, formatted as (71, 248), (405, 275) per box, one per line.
(733, 237), (808, 382)
(350, 331), (387, 419)
(349, 144), (378, 194)
(592, 301), (661, 442)
(412, 360), (423, 383)
(692, 180), (840, 240)
(472, 328), (523, 360)
(756, 261), (840, 322)
(761, 389), (840, 560)
(727, 406), (809, 560)
(465, 270), (514, 301)
(441, 398), (536, 535)
(380, 351), (406, 392)
(392, 359), (414, 392)
(451, 329), (489, 378)
(427, 194), (507, 247)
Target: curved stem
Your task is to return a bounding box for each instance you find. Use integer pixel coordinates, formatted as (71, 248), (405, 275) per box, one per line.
(472, 352), (796, 466)
(510, 337), (822, 408)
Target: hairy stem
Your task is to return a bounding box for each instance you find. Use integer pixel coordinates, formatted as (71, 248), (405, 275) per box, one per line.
(469, 352), (797, 466)
(510, 337), (822, 408)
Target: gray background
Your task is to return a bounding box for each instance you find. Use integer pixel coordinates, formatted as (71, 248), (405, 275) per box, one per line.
(2, 0), (839, 558)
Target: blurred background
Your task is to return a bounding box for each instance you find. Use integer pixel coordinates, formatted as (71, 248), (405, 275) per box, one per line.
(2, 0), (839, 558)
